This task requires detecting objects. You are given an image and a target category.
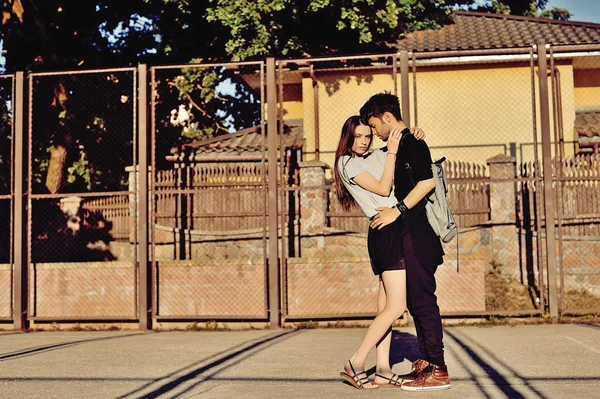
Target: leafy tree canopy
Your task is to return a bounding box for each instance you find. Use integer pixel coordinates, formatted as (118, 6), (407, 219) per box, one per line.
(0, 0), (573, 195)
(1, 0), (572, 72)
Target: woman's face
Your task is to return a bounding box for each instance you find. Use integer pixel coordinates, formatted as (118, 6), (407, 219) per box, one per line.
(351, 124), (372, 156)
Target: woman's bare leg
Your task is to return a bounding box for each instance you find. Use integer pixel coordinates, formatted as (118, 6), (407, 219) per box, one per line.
(343, 270), (406, 386)
(375, 278), (392, 375)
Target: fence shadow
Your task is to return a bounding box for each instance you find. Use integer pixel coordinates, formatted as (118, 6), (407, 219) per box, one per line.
(365, 330), (419, 376)
(117, 330), (299, 399)
(445, 328), (548, 398)
(0, 332), (144, 362)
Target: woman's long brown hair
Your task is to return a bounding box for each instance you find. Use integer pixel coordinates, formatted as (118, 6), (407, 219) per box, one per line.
(333, 116), (373, 211)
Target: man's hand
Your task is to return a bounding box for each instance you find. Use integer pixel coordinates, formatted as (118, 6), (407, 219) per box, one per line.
(370, 206), (401, 230)
(411, 126), (426, 140)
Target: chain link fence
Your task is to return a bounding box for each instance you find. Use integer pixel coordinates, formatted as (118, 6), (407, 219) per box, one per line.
(0, 75), (13, 320)
(557, 57), (600, 314)
(1, 47), (598, 326)
(277, 55), (400, 319)
(411, 51), (547, 316)
(150, 62), (269, 320)
(276, 49), (585, 319)
(28, 68), (137, 320)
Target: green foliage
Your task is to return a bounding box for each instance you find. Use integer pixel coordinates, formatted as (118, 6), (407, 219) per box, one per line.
(2, 0), (574, 72)
(476, 0), (572, 20)
(205, 0), (458, 61)
(0, 80), (12, 194)
(2, 0), (573, 193)
(29, 72), (135, 193)
(66, 150), (91, 190)
(540, 7), (572, 21)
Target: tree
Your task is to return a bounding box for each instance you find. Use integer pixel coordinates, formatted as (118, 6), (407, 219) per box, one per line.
(476, 0), (572, 20)
(0, 78), (12, 263)
(1, 0), (574, 194)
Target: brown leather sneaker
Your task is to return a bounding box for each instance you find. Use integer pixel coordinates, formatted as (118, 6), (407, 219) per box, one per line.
(397, 359), (430, 382)
(401, 364), (451, 391)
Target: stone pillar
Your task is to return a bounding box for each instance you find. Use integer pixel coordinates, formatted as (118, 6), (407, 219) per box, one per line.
(126, 165), (151, 244)
(488, 154), (516, 223)
(298, 160), (329, 236)
(486, 154), (519, 277)
(59, 196), (82, 217)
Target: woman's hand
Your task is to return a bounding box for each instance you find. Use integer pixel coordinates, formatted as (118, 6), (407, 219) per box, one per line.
(411, 126), (426, 140)
(387, 127), (403, 154)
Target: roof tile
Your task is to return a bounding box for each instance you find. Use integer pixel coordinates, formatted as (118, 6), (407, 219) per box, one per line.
(396, 11), (600, 52)
(170, 124), (305, 158)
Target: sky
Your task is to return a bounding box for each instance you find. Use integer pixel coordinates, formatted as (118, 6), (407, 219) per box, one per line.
(546, 0), (600, 24)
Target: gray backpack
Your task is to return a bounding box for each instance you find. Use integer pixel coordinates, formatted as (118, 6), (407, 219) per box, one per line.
(405, 157), (458, 243)
(425, 157), (458, 243)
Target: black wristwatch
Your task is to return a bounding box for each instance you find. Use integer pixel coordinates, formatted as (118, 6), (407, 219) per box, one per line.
(396, 199), (409, 214)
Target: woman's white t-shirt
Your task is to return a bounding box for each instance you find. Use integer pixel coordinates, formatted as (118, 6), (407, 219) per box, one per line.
(338, 149), (398, 219)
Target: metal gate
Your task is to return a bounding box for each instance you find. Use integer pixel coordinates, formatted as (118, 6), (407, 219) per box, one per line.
(27, 68), (138, 321)
(273, 45), (600, 321)
(548, 45), (600, 316)
(149, 61), (270, 321)
(276, 54), (403, 321)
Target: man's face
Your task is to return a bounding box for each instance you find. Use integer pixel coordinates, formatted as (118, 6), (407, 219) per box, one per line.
(351, 124), (372, 156)
(367, 116), (390, 141)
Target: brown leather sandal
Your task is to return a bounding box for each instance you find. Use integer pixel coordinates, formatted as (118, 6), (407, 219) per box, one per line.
(340, 360), (378, 389)
(374, 373), (403, 388)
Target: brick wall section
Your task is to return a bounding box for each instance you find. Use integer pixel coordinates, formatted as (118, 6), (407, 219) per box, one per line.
(558, 239), (600, 296)
(285, 257), (486, 317)
(286, 258), (378, 317)
(0, 264), (10, 318)
(435, 259), (486, 314)
(30, 262), (136, 318)
(28, 260), (267, 320)
(157, 261), (266, 317)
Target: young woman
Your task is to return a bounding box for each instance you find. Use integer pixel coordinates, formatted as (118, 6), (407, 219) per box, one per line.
(334, 115), (421, 389)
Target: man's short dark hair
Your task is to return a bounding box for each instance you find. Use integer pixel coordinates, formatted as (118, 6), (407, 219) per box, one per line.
(360, 92), (402, 124)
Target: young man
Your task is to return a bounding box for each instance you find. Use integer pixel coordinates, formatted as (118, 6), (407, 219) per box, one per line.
(360, 92), (450, 391)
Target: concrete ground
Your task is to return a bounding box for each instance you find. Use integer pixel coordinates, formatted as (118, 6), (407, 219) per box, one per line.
(0, 324), (598, 398)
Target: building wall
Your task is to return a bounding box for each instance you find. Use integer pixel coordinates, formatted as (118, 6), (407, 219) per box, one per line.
(281, 83), (304, 120)
(574, 68), (600, 107)
(298, 62), (577, 168)
(301, 70), (396, 169)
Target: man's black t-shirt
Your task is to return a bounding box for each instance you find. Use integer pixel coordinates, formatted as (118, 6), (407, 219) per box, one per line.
(392, 128), (444, 267)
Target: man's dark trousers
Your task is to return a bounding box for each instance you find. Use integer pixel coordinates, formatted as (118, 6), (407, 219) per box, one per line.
(402, 232), (445, 366)
(393, 131), (446, 366)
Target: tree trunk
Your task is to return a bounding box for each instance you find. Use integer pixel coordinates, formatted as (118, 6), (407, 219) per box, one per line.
(45, 144), (67, 194)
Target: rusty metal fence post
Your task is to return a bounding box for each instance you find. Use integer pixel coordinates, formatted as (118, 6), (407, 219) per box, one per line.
(537, 42), (559, 323)
(266, 57), (281, 327)
(13, 72), (27, 330)
(400, 51), (411, 127)
(138, 64), (151, 330)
